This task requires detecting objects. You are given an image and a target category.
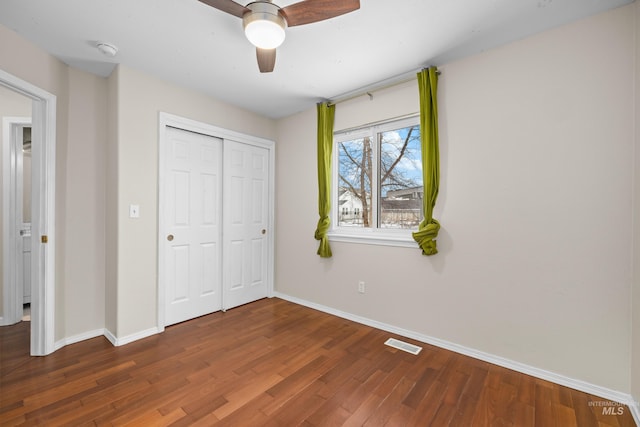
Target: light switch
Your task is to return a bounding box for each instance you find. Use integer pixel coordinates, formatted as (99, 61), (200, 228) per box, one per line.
(129, 204), (140, 218)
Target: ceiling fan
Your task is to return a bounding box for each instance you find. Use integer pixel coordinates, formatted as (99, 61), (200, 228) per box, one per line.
(198, 0), (360, 72)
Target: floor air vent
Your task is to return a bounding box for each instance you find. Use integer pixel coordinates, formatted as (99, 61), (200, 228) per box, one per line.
(384, 338), (422, 355)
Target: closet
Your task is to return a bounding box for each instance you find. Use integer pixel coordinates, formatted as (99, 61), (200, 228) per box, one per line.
(159, 116), (273, 326)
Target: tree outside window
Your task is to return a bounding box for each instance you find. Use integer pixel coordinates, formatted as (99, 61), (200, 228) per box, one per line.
(335, 116), (423, 231)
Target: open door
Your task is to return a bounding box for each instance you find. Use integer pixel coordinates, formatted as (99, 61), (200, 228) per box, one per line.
(1, 70), (57, 356)
(2, 117), (30, 326)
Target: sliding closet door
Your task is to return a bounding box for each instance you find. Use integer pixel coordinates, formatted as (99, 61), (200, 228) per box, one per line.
(223, 140), (270, 310)
(163, 127), (223, 326)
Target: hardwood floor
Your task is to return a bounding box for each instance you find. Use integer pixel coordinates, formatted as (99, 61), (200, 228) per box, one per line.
(0, 298), (636, 426)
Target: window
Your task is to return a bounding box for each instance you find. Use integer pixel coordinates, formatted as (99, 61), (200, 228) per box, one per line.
(331, 116), (422, 247)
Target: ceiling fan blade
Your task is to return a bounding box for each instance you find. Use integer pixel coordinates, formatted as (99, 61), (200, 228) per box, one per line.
(256, 48), (276, 73)
(280, 0), (360, 27)
(197, 0), (248, 18)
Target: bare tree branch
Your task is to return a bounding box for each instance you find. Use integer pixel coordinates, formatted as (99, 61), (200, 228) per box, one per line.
(380, 126), (416, 185)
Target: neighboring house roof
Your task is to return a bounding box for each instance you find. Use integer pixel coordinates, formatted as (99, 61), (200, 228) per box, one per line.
(385, 187), (423, 200)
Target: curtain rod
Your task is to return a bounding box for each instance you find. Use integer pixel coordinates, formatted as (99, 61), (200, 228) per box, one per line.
(327, 67), (440, 106)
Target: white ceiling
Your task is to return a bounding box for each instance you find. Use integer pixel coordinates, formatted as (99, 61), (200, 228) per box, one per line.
(0, 0), (633, 119)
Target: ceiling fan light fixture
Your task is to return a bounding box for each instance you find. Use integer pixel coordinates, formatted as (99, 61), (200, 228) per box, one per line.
(243, 2), (286, 49)
(200, 0), (360, 72)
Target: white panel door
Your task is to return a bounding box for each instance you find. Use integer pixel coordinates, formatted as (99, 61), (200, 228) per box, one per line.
(22, 223), (31, 304)
(164, 127), (222, 326)
(223, 140), (269, 310)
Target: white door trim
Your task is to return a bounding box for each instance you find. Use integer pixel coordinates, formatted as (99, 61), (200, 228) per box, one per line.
(0, 69), (56, 356)
(157, 112), (275, 331)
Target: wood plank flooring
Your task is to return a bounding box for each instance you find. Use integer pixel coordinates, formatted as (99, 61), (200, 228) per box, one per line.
(0, 298), (636, 426)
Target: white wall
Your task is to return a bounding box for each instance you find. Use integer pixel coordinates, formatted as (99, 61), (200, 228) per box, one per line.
(275, 4), (635, 393)
(110, 65), (277, 338)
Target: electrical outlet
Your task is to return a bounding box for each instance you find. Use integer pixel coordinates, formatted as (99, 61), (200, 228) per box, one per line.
(358, 281), (365, 294)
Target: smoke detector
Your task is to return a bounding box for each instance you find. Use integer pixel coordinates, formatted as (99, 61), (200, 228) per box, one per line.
(96, 42), (118, 57)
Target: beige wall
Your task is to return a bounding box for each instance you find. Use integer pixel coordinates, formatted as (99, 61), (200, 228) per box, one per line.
(631, 0), (640, 416)
(110, 65), (277, 337)
(63, 68), (107, 337)
(0, 85), (31, 319)
(105, 67), (118, 337)
(275, 4), (635, 393)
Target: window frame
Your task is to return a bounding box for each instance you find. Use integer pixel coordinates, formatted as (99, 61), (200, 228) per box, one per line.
(329, 115), (421, 248)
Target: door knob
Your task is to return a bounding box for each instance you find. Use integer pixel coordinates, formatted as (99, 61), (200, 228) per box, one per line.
(261, 229), (266, 235)
(167, 234), (174, 241)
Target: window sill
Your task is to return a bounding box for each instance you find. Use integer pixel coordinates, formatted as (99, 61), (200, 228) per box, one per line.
(327, 230), (419, 249)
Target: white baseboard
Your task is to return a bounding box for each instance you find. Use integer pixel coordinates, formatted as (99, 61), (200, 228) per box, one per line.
(0, 315), (20, 326)
(630, 401), (640, 426)
(54, 328), (105, 351)
(107, 327), (160, 347)
(51, 326), (160, 351)
(104, 327), (159, 346)
(272, 292), (638, 415)
(103, 328), (117, 346)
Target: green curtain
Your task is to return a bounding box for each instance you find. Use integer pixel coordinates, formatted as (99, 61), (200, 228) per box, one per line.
(314, 102), (335, 257)
(412, 67), (441, 256)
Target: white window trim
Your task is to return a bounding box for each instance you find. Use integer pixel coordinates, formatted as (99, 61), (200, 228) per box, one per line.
(330, 115), (421, 248)
(327, 229), (419, 248)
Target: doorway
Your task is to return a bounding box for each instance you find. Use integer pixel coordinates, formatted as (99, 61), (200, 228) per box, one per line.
(3, 119), (32, 317)
(0, 69), (56, 356)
